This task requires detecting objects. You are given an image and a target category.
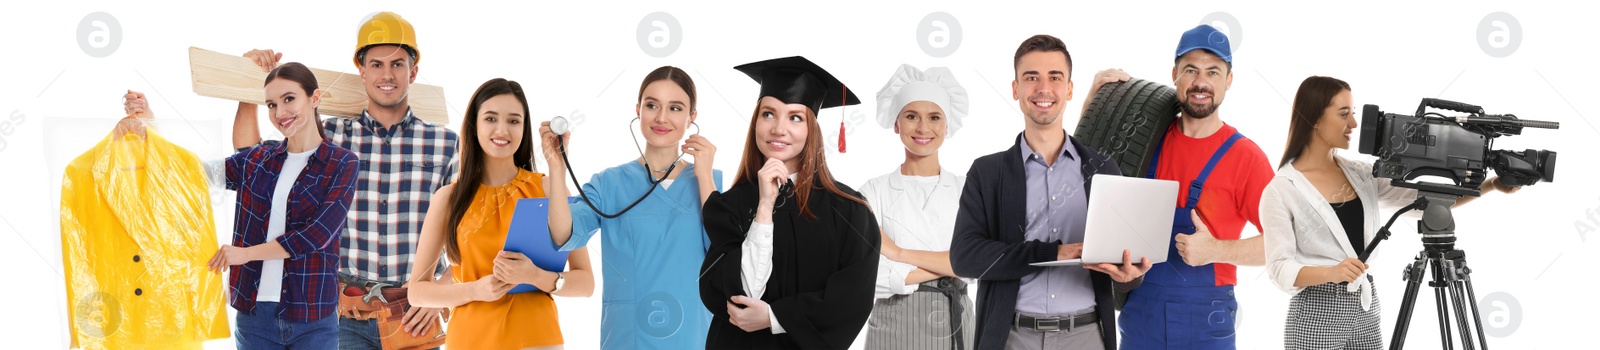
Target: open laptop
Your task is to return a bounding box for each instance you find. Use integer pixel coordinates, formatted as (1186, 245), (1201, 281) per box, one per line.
(1030, 174), (1178, 267)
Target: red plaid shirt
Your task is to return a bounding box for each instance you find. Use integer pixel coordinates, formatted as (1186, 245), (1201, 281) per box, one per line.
(224, 139), (358, 322)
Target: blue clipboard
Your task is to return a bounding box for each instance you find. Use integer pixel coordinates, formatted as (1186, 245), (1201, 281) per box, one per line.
(502, 197), (575, 294)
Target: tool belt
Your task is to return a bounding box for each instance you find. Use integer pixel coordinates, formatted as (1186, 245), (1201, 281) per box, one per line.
(337, 274), (447, 350)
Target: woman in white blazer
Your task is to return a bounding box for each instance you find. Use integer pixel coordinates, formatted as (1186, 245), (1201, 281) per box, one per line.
(1261, 76), (1520, 350)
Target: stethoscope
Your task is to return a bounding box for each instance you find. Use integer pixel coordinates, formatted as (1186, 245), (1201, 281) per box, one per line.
(549, 115), (699, 219)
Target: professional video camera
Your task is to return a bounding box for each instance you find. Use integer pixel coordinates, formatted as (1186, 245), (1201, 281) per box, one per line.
(1355, 98), (1558, 350)
(1358, 98), (1558, 196)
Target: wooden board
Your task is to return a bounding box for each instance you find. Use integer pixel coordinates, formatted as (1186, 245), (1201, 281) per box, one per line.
(188, 46), (450, 126)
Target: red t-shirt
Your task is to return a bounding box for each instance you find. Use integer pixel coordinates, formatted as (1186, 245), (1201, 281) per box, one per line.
(1149, 123), (1274, 286)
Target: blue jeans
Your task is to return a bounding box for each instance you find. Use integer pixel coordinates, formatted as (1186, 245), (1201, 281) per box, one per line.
(338, 317), (381, 350)
(339, 317), (441, 350)
(234, 302), (338, 349)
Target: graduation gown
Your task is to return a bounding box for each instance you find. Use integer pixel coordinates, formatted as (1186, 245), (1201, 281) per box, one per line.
(699, 179), (880, 349)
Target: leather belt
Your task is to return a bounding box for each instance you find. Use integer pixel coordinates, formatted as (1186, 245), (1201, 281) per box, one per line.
(1013, 311), (1098, 332)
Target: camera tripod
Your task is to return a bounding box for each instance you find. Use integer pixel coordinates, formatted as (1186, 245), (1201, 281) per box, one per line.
(1361, 189), (1491, 350)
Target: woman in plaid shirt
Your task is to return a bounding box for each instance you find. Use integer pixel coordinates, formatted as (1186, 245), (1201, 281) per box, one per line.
(205, 62), (360, 349)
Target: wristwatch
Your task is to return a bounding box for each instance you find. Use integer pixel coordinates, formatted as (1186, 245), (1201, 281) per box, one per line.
(552, 272), (565, 292)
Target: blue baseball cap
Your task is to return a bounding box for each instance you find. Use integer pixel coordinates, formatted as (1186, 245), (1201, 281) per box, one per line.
(1174, 24), (1232, 63)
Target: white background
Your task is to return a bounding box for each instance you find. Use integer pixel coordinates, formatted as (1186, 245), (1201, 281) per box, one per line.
(2, 1), (1596, 349)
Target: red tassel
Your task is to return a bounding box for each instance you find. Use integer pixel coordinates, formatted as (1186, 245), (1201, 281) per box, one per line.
(838, 121), (847, 153)
(839, 83), (849, 153)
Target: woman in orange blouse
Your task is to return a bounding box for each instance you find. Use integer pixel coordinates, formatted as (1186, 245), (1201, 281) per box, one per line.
(408, 78), (595, 349)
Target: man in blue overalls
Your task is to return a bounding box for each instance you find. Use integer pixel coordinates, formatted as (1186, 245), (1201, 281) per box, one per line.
(1081, 25), (1277, 350)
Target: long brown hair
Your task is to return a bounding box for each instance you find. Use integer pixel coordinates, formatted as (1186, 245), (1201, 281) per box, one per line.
(732, 100), (868, 220)
(264, 62), (325, 136)
(443, 78), (534, 264)
(1280, 76), (1351, 168)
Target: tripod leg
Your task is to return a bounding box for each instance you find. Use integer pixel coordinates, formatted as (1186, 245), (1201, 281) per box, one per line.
(1448, 278), (1478, 350)
(1441, 251), (1491, 350)
(1465, 278), (1491, 348)
(1434, 287), (1456, 350)
(1389, 257), (1428, 350)
(1431, 256), (1456, 350)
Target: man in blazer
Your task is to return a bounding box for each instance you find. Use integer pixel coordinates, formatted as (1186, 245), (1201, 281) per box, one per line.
(950, 34), (1152, 350)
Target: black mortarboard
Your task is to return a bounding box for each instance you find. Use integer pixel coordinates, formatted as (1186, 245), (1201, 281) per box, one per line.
(734, 56), (862, 114)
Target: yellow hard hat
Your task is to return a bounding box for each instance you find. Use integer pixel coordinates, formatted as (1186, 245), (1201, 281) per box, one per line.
(353, 12), (419, 67)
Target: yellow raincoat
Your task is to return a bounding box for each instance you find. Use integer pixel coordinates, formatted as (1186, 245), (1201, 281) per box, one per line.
(60, 128), (229, 349)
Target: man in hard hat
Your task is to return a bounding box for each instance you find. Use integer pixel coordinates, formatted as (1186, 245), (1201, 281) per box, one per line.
(230, 12), (458, 350)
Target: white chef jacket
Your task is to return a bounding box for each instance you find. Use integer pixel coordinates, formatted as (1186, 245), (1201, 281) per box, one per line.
(857, 169), (968, 299)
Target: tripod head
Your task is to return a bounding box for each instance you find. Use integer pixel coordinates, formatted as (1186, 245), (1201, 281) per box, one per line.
(1359, 191), (1461, 262)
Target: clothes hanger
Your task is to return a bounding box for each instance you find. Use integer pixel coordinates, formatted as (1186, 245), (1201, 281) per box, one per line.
(111, 115), (149, 171)
(112, 114), (149, 139)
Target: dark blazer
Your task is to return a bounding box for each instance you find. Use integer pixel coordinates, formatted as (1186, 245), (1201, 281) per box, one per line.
(949, 133), (1130, 350)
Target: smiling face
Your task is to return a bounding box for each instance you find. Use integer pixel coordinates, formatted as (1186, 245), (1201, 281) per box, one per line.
(474, 93), (526, 160)
(1316, 89), (1357, 150)
(753, 96), (811, 171)
(1173, 50), (1232, 119)
(637, 80), (697, 149)
(358, 45), (417, 109)
(1012, 51), (1074, 127)
(895, 101), (948, 157)
(264, 78), (319, 139)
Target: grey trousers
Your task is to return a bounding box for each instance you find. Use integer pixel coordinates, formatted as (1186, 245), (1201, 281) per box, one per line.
(1005, 317), (1104, 350)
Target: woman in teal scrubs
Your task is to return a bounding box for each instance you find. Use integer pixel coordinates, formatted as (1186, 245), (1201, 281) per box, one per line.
(543, 66), (722, 350)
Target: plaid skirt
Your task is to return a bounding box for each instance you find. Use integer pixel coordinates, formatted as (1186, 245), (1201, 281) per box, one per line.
(1285, 276), (1383, 350)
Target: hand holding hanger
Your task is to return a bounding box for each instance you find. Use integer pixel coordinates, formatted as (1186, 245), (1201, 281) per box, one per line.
(118, 90), (151, 138)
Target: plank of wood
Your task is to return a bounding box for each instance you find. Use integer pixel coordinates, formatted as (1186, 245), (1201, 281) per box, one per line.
(187, 46), (451, 126)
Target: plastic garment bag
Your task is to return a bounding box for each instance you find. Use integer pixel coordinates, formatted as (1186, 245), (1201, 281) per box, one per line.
(59, 121), (228, 349)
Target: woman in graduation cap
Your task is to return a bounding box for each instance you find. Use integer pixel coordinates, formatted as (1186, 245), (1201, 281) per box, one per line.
(699, 56), (882, 349)
(860, 64), (974, 350)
